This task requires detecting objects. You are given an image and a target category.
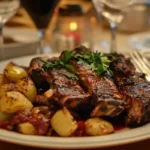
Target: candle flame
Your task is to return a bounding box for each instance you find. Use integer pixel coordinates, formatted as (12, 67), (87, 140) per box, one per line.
(70, 22), (77, 31)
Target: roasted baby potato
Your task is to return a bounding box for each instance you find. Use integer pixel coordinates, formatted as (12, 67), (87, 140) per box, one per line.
(0, 91), (33, 113)
(0, 83), (15, 99)
(0, 112), (13, 121)
(85, 118), (114, 136)
(16, 77), (37, 102)
(4, 62), (27, 83)
(51, 108), (77, 137)
(17, 122), (35, 135)
(0, 74), (8, 86)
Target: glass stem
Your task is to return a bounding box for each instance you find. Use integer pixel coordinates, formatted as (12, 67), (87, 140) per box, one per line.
(110, 22), (117, 53)
(38, 29), (45, 54)
(0, 23), (5, 60)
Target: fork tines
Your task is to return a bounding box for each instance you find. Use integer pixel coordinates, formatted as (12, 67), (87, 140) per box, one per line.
(129, 50), (150, 81)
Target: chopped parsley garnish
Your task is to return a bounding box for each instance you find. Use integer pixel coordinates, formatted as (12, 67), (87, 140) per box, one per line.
(40, 50), (113, 80)
(40, 51), (76, 73)
(74, 51), (113, 76)
(62, 72), (78, 80)
(40, 51), (78, 80)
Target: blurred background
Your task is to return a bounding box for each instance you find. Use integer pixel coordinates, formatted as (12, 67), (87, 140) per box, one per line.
(1, 0), (150, 60)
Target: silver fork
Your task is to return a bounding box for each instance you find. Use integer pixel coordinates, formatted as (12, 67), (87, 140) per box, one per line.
(129, 50), (150, 81)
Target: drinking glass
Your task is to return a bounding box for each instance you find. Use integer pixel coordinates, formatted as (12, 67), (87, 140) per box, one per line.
(0, 0), (20, 60)
(21, 0), (60, 53)
(92, 0), (135, 52)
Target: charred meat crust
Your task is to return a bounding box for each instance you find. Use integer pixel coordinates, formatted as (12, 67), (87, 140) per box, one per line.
(28, 57), (50, 91)
(109, 54), (136, 77)
(118, 77), (150, 126)
(71, 61), (125, 118)
(46, 68), (91, 112)
(28, 57), (91, 113)
(109, 54), (150, 127)
(69, 47), (126, 118)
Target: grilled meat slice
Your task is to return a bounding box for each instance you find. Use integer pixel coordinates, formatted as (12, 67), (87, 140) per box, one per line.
(109, 54), (136, 77)
(117, 76), (150, 127)
(28, 56), (90, 113)
(28, 57), (50, 91)
(71, 61), (125, 117)
(46, 68), (90, 112)
(109, 53), (150, 126)
(69, 46), (126, 117)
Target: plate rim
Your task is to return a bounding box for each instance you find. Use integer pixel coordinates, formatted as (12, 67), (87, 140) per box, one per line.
(0, 128), (150, 149)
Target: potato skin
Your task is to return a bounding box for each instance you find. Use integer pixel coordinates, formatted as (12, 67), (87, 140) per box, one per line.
(85, 118), (114, 136)
(0, 91), (33, 113)
(4, 62), (27, 83)
(16, 77), (37, 102)
(0, 83), (15, 99)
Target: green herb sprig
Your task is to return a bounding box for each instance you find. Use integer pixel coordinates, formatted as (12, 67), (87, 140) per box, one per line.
(62, 72), (78, 80)
(40, 51), (78, 79)
(40, 50), (113, 80)
(74, 51), (113, 76)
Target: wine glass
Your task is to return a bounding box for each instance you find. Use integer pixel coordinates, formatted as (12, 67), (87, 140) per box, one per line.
(21, 0), (60, 53)
(0, 0), (20, 60)
(92, 0), (135, 52)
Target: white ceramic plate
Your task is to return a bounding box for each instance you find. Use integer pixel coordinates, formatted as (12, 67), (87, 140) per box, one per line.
(0, 54), (150, 149)
(0, 28), (40, 60)
(128, 32), (150, 51)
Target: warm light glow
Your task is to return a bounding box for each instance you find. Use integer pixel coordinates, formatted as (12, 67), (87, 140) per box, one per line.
(70, 22), (77, 31)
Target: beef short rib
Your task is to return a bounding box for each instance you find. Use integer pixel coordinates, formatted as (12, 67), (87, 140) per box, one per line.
(71, 46), (126, 117)
(117, 76), (150, 127)
(46, 68), (90, 112)
(111, 54), (150, 126)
